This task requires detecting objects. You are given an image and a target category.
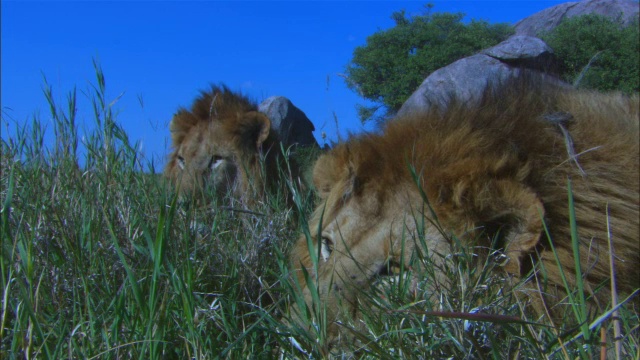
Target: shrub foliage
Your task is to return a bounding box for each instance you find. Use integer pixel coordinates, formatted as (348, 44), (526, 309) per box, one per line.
(345, 6), (513, 123)
(542, 14), (639, 93)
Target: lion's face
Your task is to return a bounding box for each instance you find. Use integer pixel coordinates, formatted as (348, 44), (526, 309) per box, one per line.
(290, 145), (455, 322)
(164, 87), (272, 204)
(289, 78), (639, 342)
(165, 121), (238, 199)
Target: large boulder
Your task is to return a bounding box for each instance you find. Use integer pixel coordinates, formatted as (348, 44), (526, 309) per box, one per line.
(397, 36), (562, 116)
(514, 0), (639, 37)
(396, 0), (638, 117)
(258, 96), (318, 148)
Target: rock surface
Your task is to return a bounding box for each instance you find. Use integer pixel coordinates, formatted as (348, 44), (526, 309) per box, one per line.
(397, 36), (560, 116)
(514, 0), (639, 37)
(397, 0), (638, 116)
(259, 96), (318, 148)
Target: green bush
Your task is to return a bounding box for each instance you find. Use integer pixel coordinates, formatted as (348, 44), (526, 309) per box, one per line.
(542, 14), (639, 93)
(345, 6), (513, 123)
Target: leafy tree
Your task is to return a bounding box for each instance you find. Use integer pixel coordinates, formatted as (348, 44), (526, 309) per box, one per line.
(541, 14), (639, 93)
(345, 5), (513, 123)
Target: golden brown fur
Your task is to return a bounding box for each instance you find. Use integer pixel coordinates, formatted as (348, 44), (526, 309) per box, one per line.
(165, 85), (292, 205)
(289, 77), (639, 336)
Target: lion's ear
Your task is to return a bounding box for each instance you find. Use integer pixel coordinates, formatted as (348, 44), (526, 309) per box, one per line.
(237, 111), (271, 150)
(169, 109), (198, 147)
(253, 112), (271, 148)
(470, 179), (545, 276)
(312, 154), (341, 198)
(312, 145), (358, 200)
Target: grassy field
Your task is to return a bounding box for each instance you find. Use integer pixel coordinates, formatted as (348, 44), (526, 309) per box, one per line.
(1, 69), (638, 359)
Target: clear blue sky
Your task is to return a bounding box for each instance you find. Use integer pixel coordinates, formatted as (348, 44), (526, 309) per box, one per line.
(1, 1), (567, 170)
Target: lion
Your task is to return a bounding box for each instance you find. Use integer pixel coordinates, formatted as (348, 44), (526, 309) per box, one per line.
(165, 85), (296, 206)
(289, 76), (639, 339)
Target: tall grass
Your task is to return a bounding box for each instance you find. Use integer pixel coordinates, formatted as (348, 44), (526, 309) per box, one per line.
(1, 66), (638, 359)
(0, 64), (304, 359)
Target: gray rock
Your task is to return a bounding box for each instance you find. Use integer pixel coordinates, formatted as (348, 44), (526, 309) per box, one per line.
(514, 0), (639, 37)
(398, 55), (514, 117)
(259, 96), (318, 148)
(482, 35), (554, 64)
(397, 0), (637, 117)
(397, 36), (561, 117)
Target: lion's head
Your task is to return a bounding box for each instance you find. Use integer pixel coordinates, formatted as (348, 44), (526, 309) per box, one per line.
(289, 77), (639, 339)
(165, 86), (281, 205)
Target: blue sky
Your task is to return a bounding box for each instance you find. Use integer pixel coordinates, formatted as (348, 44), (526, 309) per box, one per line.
(1, 1), (567, 170)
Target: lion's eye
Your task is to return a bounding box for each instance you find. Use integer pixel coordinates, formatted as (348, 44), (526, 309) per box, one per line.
(320, 236), (333, 262)
(177, 155), (185, 170)
(208, 155), (223, 170)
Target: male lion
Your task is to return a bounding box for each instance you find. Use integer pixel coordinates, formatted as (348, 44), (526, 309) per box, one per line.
(165, 85), (293, 206)
(289, 77), (639, 338)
